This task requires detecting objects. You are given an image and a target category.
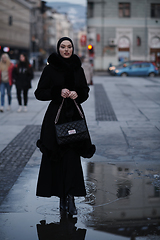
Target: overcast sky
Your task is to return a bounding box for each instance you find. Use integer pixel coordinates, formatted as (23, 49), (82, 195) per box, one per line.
(45, 0), (86, 6)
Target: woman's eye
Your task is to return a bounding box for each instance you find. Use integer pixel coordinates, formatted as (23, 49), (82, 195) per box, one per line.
(60, 45), (72, 49)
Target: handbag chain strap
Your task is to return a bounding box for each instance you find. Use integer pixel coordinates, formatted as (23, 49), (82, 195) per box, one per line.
(55, 98), (84, 124)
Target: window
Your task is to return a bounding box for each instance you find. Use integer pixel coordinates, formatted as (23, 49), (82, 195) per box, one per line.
(141, 63), (150, 68)
(154, 186), (160, 197)
(131, 64), (140, 69)
(137, 36), (141, 46)
(151, 4), (160, 18)
(119, 3), (130, 17)
(88, 2), (94, 18)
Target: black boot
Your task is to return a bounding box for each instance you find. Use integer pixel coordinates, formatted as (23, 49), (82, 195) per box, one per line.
(67, 195), (77, 215)
(60, 197), (68, 212)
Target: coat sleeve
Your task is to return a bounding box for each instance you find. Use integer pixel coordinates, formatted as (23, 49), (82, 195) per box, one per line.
(35, 66), (63, 103)
(75, 67), (90, 104)
(34, 66), (53, 101)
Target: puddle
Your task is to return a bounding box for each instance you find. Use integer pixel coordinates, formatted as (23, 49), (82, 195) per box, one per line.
(80, 161), (160, 239)
(0, 153), (160, 240)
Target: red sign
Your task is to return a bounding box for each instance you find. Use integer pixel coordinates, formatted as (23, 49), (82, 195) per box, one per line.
(80, 35), (86, 47)
(97, 34), (100, 42)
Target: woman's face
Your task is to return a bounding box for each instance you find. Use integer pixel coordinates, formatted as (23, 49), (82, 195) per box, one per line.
(20, 54), (25, 62)
(2, 55), (7, 63)
(59, 40), (73, 58)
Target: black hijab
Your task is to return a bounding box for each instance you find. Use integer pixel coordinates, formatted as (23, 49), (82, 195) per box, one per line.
(57, 37), (75, 91)
(57, 37), (76, 119)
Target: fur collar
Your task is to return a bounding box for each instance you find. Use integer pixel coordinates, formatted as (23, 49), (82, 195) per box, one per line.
(47, 53), (81, 71)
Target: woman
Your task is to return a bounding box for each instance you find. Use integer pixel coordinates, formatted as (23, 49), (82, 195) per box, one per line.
(0, 53), (14, 112)
(13, 53), (33, 112)
(35, 37), (95, 215)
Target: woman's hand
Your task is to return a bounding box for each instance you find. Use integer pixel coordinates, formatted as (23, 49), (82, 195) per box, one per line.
(61, 88), (70, 98)
(69, 91), (78, 100)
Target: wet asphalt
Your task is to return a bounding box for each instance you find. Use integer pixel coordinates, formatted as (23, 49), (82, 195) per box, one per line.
(0, 72), (160, 240)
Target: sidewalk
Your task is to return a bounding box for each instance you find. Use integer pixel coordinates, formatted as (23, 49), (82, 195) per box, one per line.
(0, 72), (47, 151)
(0, 73), (160, 240)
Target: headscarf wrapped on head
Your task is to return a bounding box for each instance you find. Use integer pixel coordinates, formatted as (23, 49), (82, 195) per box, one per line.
(57, 37), (74, 56)
(56, 37), (76, 117)
(56, 37), (76, 91)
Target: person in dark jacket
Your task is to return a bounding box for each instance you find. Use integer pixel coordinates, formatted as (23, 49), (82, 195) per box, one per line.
(13, 53), (33, 112)
(35, 37), (95, 216)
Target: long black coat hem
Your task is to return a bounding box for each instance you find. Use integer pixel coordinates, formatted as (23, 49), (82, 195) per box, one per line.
(36, 193), (86, 198)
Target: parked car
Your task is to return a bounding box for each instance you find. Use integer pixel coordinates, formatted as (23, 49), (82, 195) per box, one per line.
(113, 62), (159, 77)
(108, 60), (140, 74)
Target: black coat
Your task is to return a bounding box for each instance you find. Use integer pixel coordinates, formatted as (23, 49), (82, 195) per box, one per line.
(35, 53), (95, 160)
(13, 63), (33, 90)
(35, 53), (95, 198)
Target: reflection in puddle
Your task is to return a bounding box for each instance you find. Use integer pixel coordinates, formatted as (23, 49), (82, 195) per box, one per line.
(85, 181), (96, 205)
(37, 215), (86, 240)
(83, 161), (160, 239)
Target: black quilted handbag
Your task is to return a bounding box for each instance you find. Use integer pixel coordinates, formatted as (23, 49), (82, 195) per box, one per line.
(55, 99), (90, 145)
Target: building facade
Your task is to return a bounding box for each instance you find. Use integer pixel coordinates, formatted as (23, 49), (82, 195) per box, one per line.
(0, 0), (32, 58)
(87, 0), (160, 70)
(0, 0), (74, 69)
(45, 10), (74, 54)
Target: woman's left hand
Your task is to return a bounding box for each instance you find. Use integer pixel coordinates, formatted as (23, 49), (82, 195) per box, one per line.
(69, 91), (78, 99)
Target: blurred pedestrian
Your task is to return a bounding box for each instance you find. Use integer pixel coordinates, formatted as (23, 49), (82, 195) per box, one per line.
(35, 37), (95, 216)
(82, 57), (93, 85)
(13, 53), (33, 112)
(0, 53), (14, 112)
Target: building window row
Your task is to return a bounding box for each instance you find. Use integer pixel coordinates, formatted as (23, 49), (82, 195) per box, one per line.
(88, 2), (160, 18)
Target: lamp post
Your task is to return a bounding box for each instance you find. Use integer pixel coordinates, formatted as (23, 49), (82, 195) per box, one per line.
(145, 0), (148, 61)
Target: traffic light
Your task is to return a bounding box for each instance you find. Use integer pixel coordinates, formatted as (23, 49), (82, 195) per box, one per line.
(88, 44), (94, 55)
(88, 44), (93, 50)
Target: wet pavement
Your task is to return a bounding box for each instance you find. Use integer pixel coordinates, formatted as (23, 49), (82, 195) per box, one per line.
(0, 73), (160, 240)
